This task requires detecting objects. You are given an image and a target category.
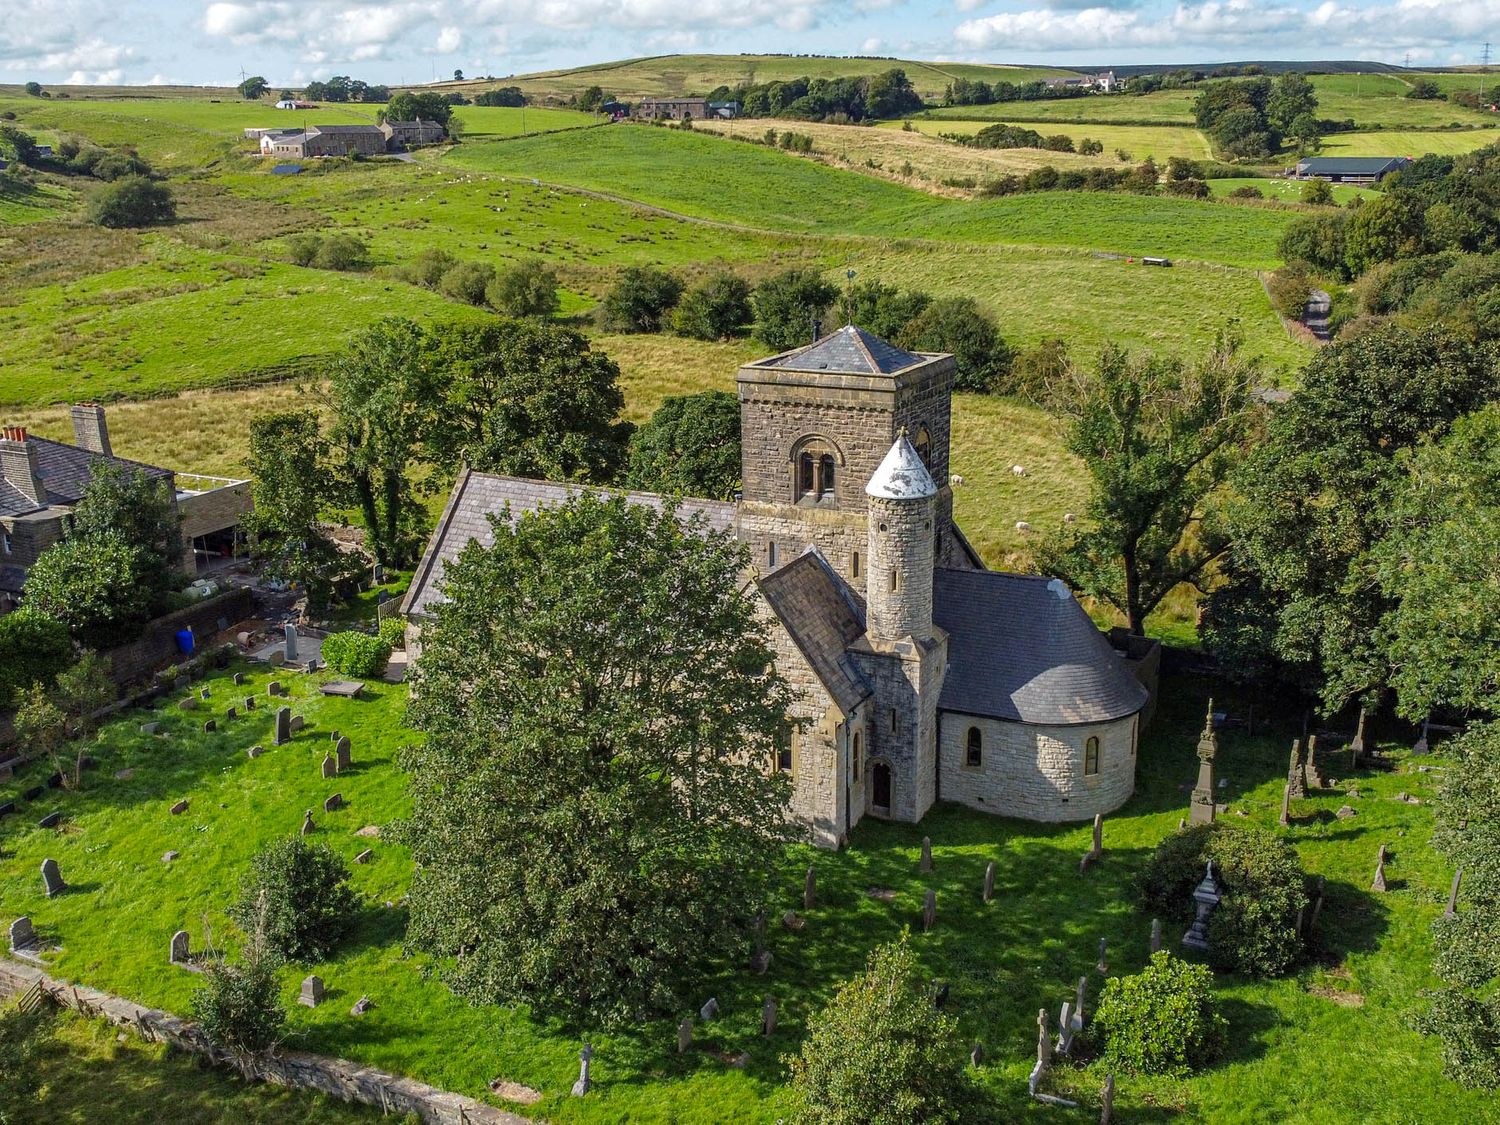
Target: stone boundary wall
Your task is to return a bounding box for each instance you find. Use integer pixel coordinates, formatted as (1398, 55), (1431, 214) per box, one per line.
(102, 587), (254, 686)
(0, 959), (526, 1124)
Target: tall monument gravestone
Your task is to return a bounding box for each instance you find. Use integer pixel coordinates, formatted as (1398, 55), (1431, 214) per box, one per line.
(1189, 701), (1219, 826)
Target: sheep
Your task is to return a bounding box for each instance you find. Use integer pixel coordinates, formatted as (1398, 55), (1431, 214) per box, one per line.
(1015, 521), (1032, 533)
(1011, 464), (1027, 477)
(1063, 512), (1078, 524)
(949, 474), (965, 486)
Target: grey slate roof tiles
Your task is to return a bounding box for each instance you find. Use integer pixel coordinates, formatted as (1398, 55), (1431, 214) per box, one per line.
(933, 568), (1148, 725)
(757, 550), (871, 715)
(758, 325), (925, 375)
(0, 436), (172, 516)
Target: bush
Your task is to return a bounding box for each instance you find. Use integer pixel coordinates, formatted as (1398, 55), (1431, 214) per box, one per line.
(671, 271), (752, 340)
(378, 615), (407, 651)
(898, 297), (1011, 393)
(88, 175), (174, 228)
(313, 232), (367, 270)
(1228, 185), (1265, 199)
(440, 260), (496, 306)
(751, 268), (839, 351)
(192, 948), (285, 1055)
(1009, 337), (1070, 402)
(1266, 261), (1316, 319)
(0, 1004), (54, 1108)
(320, 630), (393, 677)
(596, 265), (684, 333)
(1166, 178), (1210, 199)
(400, 246), (457, 289)
(1139, 822), (1308, 977)
(0, 609), (74, 709)
(230, 837), (359, 962)
(1095, 952), (1227, 1075)
(22, 535), (155, 649)
(486, 257), (559, 318)
(1301, 178), (1334, 206)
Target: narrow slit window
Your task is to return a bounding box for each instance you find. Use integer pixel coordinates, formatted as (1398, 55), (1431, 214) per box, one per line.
(1084, 736), (1100, 776)
(768, 541), (777, 568)
(966, 727), (982, 767)
(851, 551), (860, 578)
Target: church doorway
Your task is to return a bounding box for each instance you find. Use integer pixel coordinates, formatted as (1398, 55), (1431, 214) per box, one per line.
(872, 762), (891, 813)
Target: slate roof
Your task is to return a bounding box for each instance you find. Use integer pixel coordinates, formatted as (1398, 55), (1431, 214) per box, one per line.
(757, 325), (927, 376)
(866, 435), (937, 500)
(403, 469), (737, 619)
(1296, 156), (1409, 175)
(0, 437), (172, 518)
(306, 125), (385, 135)
(933, 568), (1148, 725)
(758, 550), (871, 716)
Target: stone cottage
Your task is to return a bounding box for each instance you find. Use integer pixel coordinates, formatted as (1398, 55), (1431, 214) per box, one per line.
(403, 326), (1157, 847)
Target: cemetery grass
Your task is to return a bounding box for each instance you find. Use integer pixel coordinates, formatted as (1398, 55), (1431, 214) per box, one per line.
(18, 1009), (385, 1123)
(1, 664), (1492, 1122)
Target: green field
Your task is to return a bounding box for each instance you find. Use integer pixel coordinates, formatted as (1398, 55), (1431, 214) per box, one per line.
(0, 661), (1489, 1122)
(926, 89), (1201, 126)
(1309, 72), (1498, 128)
(1315, 128), (1500, 157)
(1208, 177), (1379, 205)
(883, 117), (1213, 163)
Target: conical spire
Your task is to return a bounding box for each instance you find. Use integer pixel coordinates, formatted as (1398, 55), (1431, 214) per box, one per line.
(865, 432), (937, 500)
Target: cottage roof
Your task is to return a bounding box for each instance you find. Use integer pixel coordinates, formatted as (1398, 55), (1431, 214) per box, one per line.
(306, 124), (385, 135)
(0, 436), (172, 517)
(1296, 156), (1409, 175)
(933, 569), (1148, 725)
(866, 434), (937, 500)
(756, 325), (926, 376)
(402, 469), (737, 620)
(758, 550), (871, 716)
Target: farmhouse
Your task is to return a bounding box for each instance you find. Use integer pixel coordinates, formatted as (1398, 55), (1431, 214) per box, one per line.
(1295, 155), (1411, 184)
(263, 124), (387, 158)
(0, 407), (252, 612)
(1045, 71), (1118, 93)
(380, 118), (448, 148)
(404, 327), (1157, 848)
(636, 96), (710, 120)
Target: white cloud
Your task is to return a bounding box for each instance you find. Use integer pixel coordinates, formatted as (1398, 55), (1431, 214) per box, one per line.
(64, 67), (124, 83)
(862, 36), (884, 52)
(435, 25), (462, 51)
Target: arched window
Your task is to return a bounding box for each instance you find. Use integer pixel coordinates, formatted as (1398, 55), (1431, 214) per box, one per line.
(966, 727), (982, 767)
(915, 426), (932, 470)
(1084, 736), (1100, 776)
(852, 731), (862, 779)
(778, 731), (794, 774)
(799, 453), (815, 496)
(793, 438), (842, 504)
(819, 454), (836, 496)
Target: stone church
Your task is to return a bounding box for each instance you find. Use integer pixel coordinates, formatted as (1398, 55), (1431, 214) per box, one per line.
(404, 326), (1158, 848)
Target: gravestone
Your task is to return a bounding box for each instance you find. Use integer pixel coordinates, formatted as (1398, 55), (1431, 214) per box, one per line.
(1096, 938), (1108, 974)
(1057, 1001), (1075, 1055)
(174, 676), (190, 691)
(1294, 904), (1306, 938)
(1150, 917), (1162, 955)
(1414, 718), (1431, 755)
(1335, 805), (1356, 819)
(0, 802), (14, 818)
(919, 836), (933, 872)
(355, 848), (373, 864)
(700, 997), (719, 1021)
(1181, 862), (1221, 952)
(274, 707), (291, 745)
(1287, 739), (1307, 798)
(170, 799), (188, 816)
(178, 697), (197, 712)
(571, 1043), (592, 1097)
(1305, 735), (1326, 788)
(301, 809), (315, 836)
(351, 996), (373, 1016)
(922, 888), (936, 933)
(200, 688), (211, 700)
(169, 930), (190, 965)
(321, 755), (337, 779)
(285, 624), (299, 661)
(40, 857), (65, 897)
(298, 975), (325, 1007)
(268, 650), (286, 668)
(9, 916), (37, 953)
(1446, 869), (1463, 917)
(1310, 875), (1327, 930)
(247, 745), (263, 759)
(1090, 813), (1104, 860)
(1372, 845), (1388, 893)
(1349, 709), (1367, 765)
(37, 811), (62, 829)
(141, 722), (160, 735)
(226, 707), (237, 721)
(982, 861), (995, 903)
(970, 1042), (984, 1067)
(1073, 976), (1087, 1026)
(324, 792), (343, 813)
(762, 996), (777, 1037)
(162, 850), (178, 863)
(803, 866), (816, 910)
(289, 715), (305, 733)
(23, 786), (43, 802)
(244, 697), (256, 711)
(232, 672), (244, 687)
(1189, 700), (1218, 826)
(1036, 1008), (1052, 1067)
(335, 737), (351, 772)
(1279, 782), (1291, 828)
(1101, 1073), (1116, 1125)
(202, 720), (217, 734)
(267, 682), (282, 698)
(330, 731), (341, 742)
(750, 949), (771, 975)
(782, 910), (804, 932)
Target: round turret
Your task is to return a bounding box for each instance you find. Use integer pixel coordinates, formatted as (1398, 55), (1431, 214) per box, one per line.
(865, 434), (937, 642)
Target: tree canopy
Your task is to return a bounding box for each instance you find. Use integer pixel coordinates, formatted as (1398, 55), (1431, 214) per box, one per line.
(401, 492), (794, 1026)
(88, 175), (175, 228)
(384, 91), (453, 126)
(752, 268), (839, 351)
(625, 391), (741, 500)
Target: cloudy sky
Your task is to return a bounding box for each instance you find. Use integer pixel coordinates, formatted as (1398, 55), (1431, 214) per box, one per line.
(2, 0), (1495, 88)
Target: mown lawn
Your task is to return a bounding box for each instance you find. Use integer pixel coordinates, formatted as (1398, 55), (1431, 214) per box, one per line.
(0, 662), (1489, 1122)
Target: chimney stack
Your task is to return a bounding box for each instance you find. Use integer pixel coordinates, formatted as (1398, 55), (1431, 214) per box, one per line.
(0, 427), (46, 506)
(70, 402), (112, 457)
(811, 318), (822, 344)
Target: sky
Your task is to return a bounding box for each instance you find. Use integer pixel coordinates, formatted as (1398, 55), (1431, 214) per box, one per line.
(1, 0), (1496, 88)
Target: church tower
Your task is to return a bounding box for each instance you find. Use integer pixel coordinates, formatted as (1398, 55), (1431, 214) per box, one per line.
(865, 432), (936, 643)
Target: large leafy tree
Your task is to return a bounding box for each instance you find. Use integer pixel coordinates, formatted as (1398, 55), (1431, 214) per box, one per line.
(1035, 339), (1257, 636)
(1206, 324), (1497, 707)
(328, 319), (442, 567)
(752, 268), (839, 351)
(672, 271), (753, 341)
(384, 91), (453, 126)
(0, 608), (73, 710)
(625, 391), (741, 500)
(23, 535), (154, 648)
(88, 175), (174, 228)
(401, 493), (794, 1026)
(596, 265), (683, 333)
(898, 296), (1012, 394)
(236, 75), (269, 100)
(786, 932), (983, 1124)
(428, 319), (632, 483)
(72, 461), (182, 604)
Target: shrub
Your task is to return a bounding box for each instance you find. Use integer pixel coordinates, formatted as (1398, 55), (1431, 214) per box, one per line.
(1095, 952), (1227, 1075)
(286, 232), (321, 267)
(378, 615), (407, 651)
(1022, 166), (1059, 192)
(192, 944), (285, 1056)
(1139, 822), (1308, 977)
(597, 265), (684, 333)
(88, 175), (174, 228)
(671, 271), (752, 340)
(1080, 137), (1103, 155)
(440, 260), (496, 306)
(898, 297), (1011, 393)
(977, 175), (1021, 197)
(321, 630), (393, 677)
(23, 535), (155, 648)
(1043, 133), (1076, 152)
(0, 1004), (54, 1109)
(0, 608), (74, 709)
(230, 837), (359, 962)
(1228, 185), (1265, 199)
(751, 268), (839, 351)
(486, 257), (560, 318)
(313, 232), (368, 270)
(1266, 261), (1316, 319)
(1301, 178), (1334, 206)
(1166, 178), (1210, 199)
(401, 246), (457, 289)
(1009, 337), (1070, 402)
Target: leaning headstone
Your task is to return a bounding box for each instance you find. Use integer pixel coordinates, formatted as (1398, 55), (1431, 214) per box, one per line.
(1101, 1073), (1117, 1125)
(37, 810), (63, 829)
(300, 809), (315, 836)
(1096, 938), (1108, 974)
(178, 696), (197, 712)
(762, 996), (777, 1037)
(1150, 917), (1162, 955)
(247, 745), (264, 759)
(170, 799), (188, 816)
(162, 850), (178, 863)
(169, 930), (190, 964)
(268, 650), (286, 668)
(1057, 1001), (1075, 1055)
(1036, 1007), (1053, 1067)
(922, 888), (937, 933)
(285, 623), (299, 662)
(9, 917), (37, 955)
(919, 836), (933, 873)
(1446, 869), (1463, 917)
(298, 975), (324, 1007)
(677, 1017), (693, 1054)
(232, 672), (245, 687)
(1372, 846), (1388, 893)
(803, 866), (816, 910)
(324, 792), (343, 813)
(267, 681), (282, 698)
(571, 1043), (592, 1097)
(982, 861), (996, 903)
(321, 754), (337, 779)
(335, 736), (351, 772)
(700, 997), (719, 1020)
(351, 996), (373, 1016)
(273, 706), (291, 745)
(40, 857), (66, 897)
(1349, 709), (1368, 765)
(1279, 782), (1291, 828)
(1287, 739), (1307, 798)
(141, 722), (160, 735)
(289, 715), (305, 733)
(355, 848), (373, 864)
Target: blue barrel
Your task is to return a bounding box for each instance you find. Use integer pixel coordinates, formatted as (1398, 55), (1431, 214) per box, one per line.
(175, 628), (195, 655)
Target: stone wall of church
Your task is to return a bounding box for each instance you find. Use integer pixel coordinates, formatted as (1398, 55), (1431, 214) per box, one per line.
(938, 712), (1138, 822)
(866, 493), (934, 643)
(852, 635), (945, 825)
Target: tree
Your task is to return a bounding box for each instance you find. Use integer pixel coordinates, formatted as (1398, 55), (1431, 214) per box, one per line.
(0, 608), (74, 710)
(327, 319), (441, 567)
(863, 69), (923, 119)
(383, 91), (453, 126)
(672, 271), (753, 340)
(752, 268), (839, 351)
(898, 296), (1012, 394)
(193, 892), (286, 1067)
(1277, 211), (1349, 276)
(453, 69), (464, 82)
(438, 260), (495, 306)
(53, 651), (114, 786)
(23, 81), (43, 97)
(428, 319), (631, 482)
(1373, 405), (1500, 719)
(402, 493), (794, 1026)
(596, 265), (683, 333)
(72, 461), (182, 604)
(1287, 112), (1322, 154)
(486, 257), (560, 318)
(1095, 952), (1227, 1076)
(1344, 193), (1422, 275)
(1300, 177), (1334, 205)
(230, 837), (359, 962)
(12, 684), (67, 794)
(22, 536), (155, 648)
(840, 280), (930, 341)
(88, 175), (174, 228)
(1207, 324), (1498, 707)
(0, 125), (39, 165)
(785, 932), (982, 1123)
(625, 391), (741, 500)
(1267, 72), (1318, 133)
(1406, 78), (1444, 100)
(578, 85), (606, 112)
(236, 75), (269, 100)
(1035, 339), (1256, 636)
(1418, 721), (1500, 1087)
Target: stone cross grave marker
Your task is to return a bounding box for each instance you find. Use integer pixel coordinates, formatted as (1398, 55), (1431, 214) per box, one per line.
(762, 996), (777, 1037)
(919, 836), (932, 873)
(571, 1043), (592, 1097)
(321, 754), (337, 779)
(40, 857), (65, 897)
(274, 706), (291, 745)
(803, 866), (816, 910)
(169, 930), (190, 965)
(1036, 1007), (1052, 1067)
(922, 888), (936, 933)
(336, 736), (351, 772)
(301, 809), (314, 836)
(299, 975), (324, 1007)
(982, 861), (995, 903)
(677, 1017), (692, 1054)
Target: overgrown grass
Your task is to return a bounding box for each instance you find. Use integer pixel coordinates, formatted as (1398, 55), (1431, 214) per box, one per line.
(0, 177), (74, 224)
(0, 663), (1487, 1121)
(887, 118), (1213, 164)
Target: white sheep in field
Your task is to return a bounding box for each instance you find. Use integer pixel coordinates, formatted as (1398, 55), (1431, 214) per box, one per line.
(949, 474), (964, 486)
(1015, 521), (1032, 533)
(1011, 464), (1026, 477)
(1064, 512), (1078, 524)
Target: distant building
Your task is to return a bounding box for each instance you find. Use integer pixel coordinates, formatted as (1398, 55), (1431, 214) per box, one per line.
(1295, 156), (1411, 184)
(0, 407), (252, 610)
(275, 99), (317, 110)
(636, 97), (709, 121)
(380, 118), (447, 149)
(1044, 71), (1117, 93)
(263, 125), (388, 158)
(599, 100), (630, 119)
(707, 100), (740, 119)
